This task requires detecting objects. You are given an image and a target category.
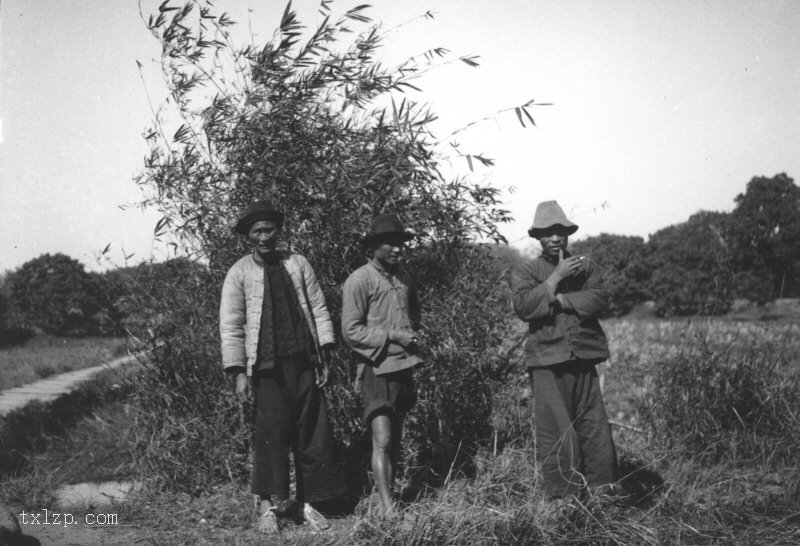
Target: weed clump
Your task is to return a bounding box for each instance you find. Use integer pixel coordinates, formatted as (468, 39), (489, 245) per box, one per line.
(641, 333), (800, 464)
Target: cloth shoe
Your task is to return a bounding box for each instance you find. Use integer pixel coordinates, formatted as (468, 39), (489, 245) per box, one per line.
(303, 503), (330, 531)
(256, 506), (280, 535)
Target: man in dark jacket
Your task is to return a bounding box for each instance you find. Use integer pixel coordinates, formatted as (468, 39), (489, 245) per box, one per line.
(511, 200), (618, 499)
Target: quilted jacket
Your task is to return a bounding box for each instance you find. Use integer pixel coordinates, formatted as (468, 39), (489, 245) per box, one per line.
(219, 252), (335, 376)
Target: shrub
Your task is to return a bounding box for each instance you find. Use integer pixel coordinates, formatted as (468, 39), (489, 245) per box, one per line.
(127, 1), (532, 493)
(400, 245), (520, 473)
(111, 258), (209, 339)
(109, 259), (244, 492)
(4, 253), (109, 335)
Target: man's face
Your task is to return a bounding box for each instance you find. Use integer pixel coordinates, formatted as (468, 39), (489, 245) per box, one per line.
(248, 220), (280, 256)
(537, 227), (571, 259)
(372, 236), (406, 268)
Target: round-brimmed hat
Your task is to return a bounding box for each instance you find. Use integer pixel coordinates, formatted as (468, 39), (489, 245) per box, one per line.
(362, 213), (416, 245)
(527, 200), (578, 238)
(235, 200), (285, 234)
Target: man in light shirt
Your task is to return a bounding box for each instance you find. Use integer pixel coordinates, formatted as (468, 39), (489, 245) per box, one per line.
(342, 213), (423, 517)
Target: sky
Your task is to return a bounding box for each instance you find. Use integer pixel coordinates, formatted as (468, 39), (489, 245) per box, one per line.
(1, 0), (799, 271)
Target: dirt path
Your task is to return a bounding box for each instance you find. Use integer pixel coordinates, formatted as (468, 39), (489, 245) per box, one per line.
(18, 516), (362, 545)
(0, 353), (138, 416)
(16, 519), (135, 546)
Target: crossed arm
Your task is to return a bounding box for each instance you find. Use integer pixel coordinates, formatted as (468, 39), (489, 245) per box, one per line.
(512, 253), (608, 322)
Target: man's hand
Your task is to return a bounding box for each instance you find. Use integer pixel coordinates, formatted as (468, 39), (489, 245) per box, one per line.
(390, 330), (417, 348)
(546, 249), (584, 291)
(316, 362), (330, 388)
(316, 344), (334, 388)
(354, 363), (365, 394)
(235, 372), (252, 403)
(353, 375), (363, 394)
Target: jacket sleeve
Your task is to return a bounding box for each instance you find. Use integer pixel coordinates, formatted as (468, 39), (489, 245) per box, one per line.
(558, 259), (609, 320)
(298, 256), (335, 347)
(219, 263), (247, 371)
(341, 272), (389, 364)
(511, 261), (556, 321)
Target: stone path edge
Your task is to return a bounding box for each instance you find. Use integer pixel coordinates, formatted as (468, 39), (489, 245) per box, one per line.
(0, 353), (140, 416)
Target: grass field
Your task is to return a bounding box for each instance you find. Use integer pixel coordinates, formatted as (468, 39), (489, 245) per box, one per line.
(603, 316), (800, 422)
(0, 334), (127, 391)
(2, 317), (799, 544)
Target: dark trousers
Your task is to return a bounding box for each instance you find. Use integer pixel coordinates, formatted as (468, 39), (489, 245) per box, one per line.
(530, 360), (618, 498)
(251, 354), (346, 503)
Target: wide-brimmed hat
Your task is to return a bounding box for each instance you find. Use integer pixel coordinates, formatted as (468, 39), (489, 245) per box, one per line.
(362, 213), (416, 245)
(235, 200), (285, 234)
(527, 200), (578, 238)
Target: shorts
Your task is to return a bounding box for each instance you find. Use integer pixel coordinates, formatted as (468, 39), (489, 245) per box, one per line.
(360, 365), (416, 423)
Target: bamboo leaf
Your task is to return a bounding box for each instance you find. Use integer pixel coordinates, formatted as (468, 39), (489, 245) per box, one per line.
(522, 107), (537, 127)
(218, 12), (234, 27)
(154, 216), (170, 235)
(474, 154), (495, 167)
(318, 0), (332, 17)
(459, 55), (480, 67)
(397, 81), (422, 92)
(173, 124), (191, 142)
(158, 0), (178, 13)
(344, 4), (372, 23)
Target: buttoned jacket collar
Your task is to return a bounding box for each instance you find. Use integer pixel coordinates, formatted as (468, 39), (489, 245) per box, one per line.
(369, 257), (399, 278)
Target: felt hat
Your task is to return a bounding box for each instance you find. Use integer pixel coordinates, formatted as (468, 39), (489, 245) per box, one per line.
(362, 213), (416, 245)
(235, 200), (285, 234)
(527, 200), (578, 238)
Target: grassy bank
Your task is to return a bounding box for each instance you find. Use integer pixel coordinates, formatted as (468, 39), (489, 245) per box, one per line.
(2, 317), (799, 544)
(0, 364), (136, 502)
(0, 334), (127, 391)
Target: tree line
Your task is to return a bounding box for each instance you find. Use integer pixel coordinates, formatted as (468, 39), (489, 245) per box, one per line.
(0, 255), (197, 340)
(1, 173), (797, 339)
(0, 170), (794, 343)
(572, 173), (800, 317)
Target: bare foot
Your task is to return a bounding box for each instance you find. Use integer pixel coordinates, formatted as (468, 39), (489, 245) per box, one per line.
(379, 502), (398, 520)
